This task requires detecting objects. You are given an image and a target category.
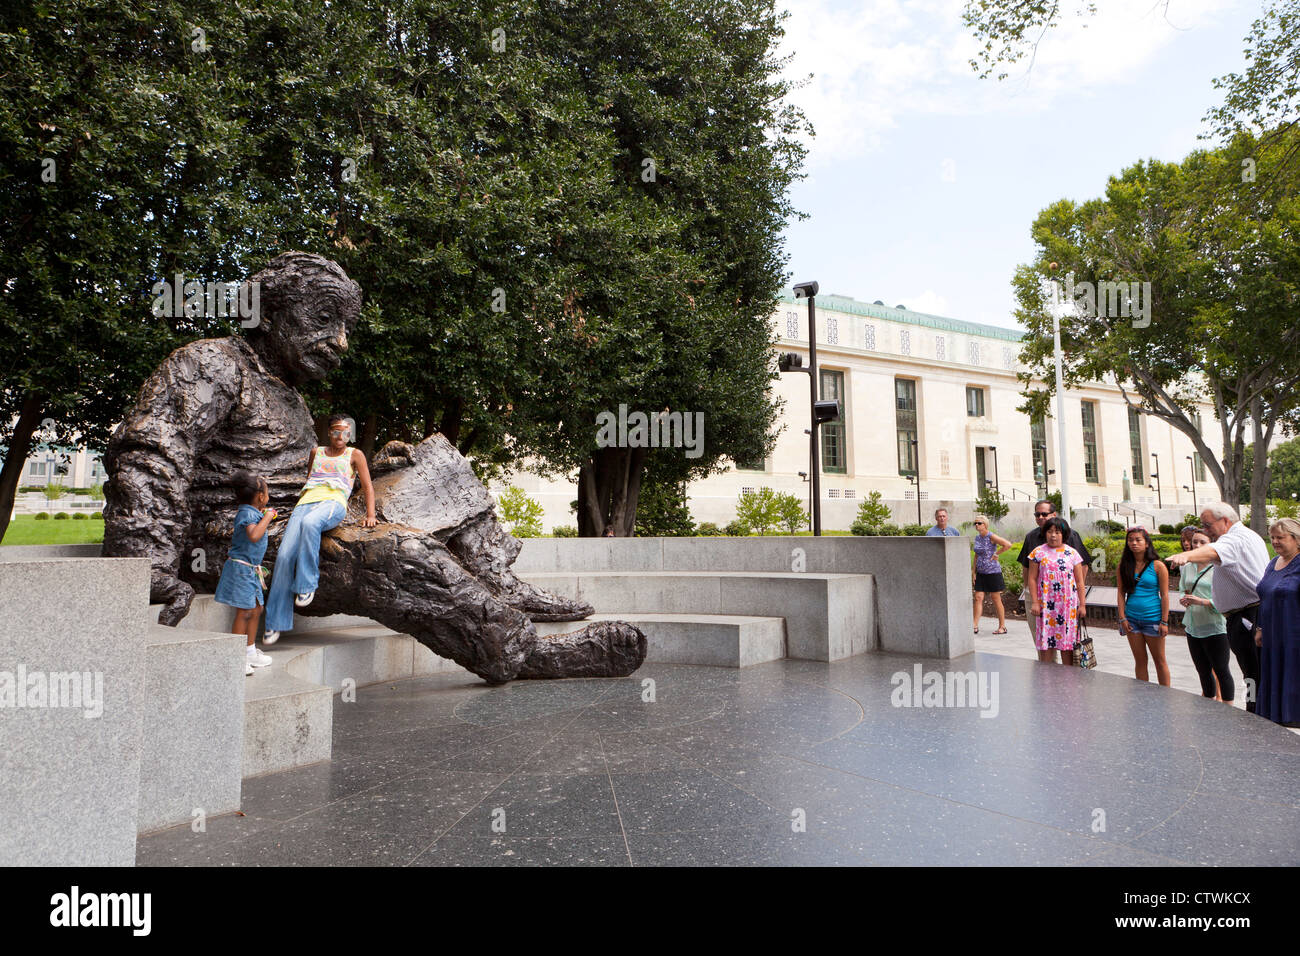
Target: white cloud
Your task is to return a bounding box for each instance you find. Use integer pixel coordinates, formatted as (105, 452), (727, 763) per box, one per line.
(776, 0), (1240, 167)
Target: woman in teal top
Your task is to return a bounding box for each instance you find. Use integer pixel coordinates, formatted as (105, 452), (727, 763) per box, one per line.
(1177, 528), (1234, 702)
(1117, 527), (1171, 686)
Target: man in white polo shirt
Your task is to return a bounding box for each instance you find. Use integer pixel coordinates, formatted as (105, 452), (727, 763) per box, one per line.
(1166, 502), (1270, 713)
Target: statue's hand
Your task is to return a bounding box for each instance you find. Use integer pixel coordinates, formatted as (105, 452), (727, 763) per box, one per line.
(371, 440), (416, 476)
(156, 580), (196, 627)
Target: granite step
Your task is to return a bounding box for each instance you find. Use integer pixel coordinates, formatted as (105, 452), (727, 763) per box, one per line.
(533, 612), (787, 668)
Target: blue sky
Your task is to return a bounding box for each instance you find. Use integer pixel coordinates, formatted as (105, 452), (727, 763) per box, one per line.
(775, 0), (1264, 330)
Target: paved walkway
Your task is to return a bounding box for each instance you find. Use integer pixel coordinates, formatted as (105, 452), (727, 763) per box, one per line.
(138, 650), (1300, 866)
(974, 614), (1246, 711)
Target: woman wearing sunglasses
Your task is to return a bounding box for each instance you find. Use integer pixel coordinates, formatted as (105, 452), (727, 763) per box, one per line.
(971, 514), (1013, 634)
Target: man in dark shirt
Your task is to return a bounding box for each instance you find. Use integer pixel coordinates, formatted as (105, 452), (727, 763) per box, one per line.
(1017, 499), (1092, 645)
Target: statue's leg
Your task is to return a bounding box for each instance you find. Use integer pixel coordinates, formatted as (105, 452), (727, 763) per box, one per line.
(306, 525), (645, 684)
(444, 514), (595, 621)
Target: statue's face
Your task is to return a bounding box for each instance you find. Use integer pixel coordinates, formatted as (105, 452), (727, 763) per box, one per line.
(256, 261), (362, 384)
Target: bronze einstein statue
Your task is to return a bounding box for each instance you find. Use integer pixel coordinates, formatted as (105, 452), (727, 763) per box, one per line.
(102, 251), (646, 684)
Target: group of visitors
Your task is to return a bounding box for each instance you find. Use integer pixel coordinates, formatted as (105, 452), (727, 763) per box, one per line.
(213, 414), (376, 675)
(958, 500), (1298, 727)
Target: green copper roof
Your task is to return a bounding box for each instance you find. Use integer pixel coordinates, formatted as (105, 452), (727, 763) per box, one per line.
(777, 292), (1024, 343)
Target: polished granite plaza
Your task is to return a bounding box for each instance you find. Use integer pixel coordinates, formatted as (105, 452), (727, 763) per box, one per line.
(138, 651), (1300, 866)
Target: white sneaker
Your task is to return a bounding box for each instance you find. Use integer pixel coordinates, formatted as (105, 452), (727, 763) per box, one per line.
(246, 648), (273, 668)
(263, 629), (280, 645)
(245, 660), (254, 676)
(295, 591), (315, 607)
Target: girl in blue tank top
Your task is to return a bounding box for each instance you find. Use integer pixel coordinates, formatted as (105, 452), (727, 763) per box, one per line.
(1118, 527), (1171, 686)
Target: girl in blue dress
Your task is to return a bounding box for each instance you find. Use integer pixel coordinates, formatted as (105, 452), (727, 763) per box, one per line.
(214, 472), (278, 675)
(1257, 519), (1300, 725)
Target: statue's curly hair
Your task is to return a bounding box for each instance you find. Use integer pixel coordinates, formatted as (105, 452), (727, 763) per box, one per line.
(245, 251), (362, 337)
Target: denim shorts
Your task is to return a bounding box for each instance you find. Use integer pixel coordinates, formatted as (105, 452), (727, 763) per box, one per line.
(1126, 619), (1162, 638)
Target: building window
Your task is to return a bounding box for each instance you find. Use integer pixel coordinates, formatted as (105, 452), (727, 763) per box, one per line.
(736, 454), (766, 472)
(28, 460), (47, 478)
(899, 330), (911, 356)
(1127, 407), (1144, 483)
(1031, 415), (1048, 490)
(968, 341), (981, 365)
(90, 459), (107, 481)
(843, 489), (856, 500)
(1002, 346), (1015, 370)
(821, 369), (847, 474)
(785, 311), (799, 339)
(966, 386), (986, 418)
(1081, 400), (1100, 483)
(896, 378), (917, 476)
(828, 488), (841, 498)
(936, 336), (946, 361)
(864, 325), (876, 350)
(940, 449), (950, 476)
(826, 315), (839, 345)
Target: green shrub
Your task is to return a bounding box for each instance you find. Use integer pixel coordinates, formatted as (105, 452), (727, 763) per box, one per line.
(735, 487), (780, 536)
(92, 512), (104, 520)
(1272, 498), (1300, 520)
(852, 519), (903, 536)
(772, 491), (809, 534)
(87, 483), (105, 502)
(724, 519), (750, 536)
(851, 491), (892, 535)
(72, 512), (88, 520)
(634, 474), (696, 536)
(1180, 513), (1200, 527)
(900, 523), (928, 536)
(1093, 519), (1125, 534)
(551, 525), (578, 537)
(495, 486), (544, 538)
(33, 512), (50, 520)
(54, 511), (70, 520)
(695, 522), (722, 536)
(1158, 523), (1177, 535)
(974, 486), (1009, 522)
(998, 551), (1024, 596)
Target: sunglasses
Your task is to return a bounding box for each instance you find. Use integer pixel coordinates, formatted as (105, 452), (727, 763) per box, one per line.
(1034, 512), (1053, 518)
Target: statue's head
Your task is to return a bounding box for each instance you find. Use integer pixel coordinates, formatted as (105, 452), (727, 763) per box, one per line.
(245, 252), (362, 385)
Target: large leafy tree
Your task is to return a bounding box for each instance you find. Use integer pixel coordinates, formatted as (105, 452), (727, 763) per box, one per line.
(1, 0), (803, 543)
(0, 0), (280, 543)
(1012, 130), (1300, 532)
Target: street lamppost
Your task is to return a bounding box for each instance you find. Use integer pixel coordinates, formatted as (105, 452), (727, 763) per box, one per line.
(1042, 275), (1074, 520)
(1150, 452), (1162, 510)
(778, 280), (840, 536)
(1186, 455), (1197, 511)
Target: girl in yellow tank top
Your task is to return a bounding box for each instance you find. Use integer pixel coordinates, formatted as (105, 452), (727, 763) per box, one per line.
(264, 414), (377, 642)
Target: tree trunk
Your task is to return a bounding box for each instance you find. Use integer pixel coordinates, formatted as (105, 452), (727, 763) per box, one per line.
(0, 393), (45, 544)
(1248, 397), (1276, 535)
(359, 414), (379, 460)
(438, 398), (463, 446)
(576, 446), (648, 536)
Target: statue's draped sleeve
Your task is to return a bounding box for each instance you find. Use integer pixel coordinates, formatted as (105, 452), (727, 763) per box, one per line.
(102, 340), (244, 623)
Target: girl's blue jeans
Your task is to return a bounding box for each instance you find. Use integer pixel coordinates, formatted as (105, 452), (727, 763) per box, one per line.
(265, 499), (345, 632)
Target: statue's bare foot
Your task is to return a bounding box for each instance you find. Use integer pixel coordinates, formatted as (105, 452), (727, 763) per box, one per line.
(516, 621), (647, 680)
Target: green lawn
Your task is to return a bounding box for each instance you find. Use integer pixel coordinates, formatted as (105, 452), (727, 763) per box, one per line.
(1, 515), (105, 546)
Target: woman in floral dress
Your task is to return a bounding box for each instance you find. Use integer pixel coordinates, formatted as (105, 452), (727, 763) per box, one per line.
(1025, 517), (1088, 665)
